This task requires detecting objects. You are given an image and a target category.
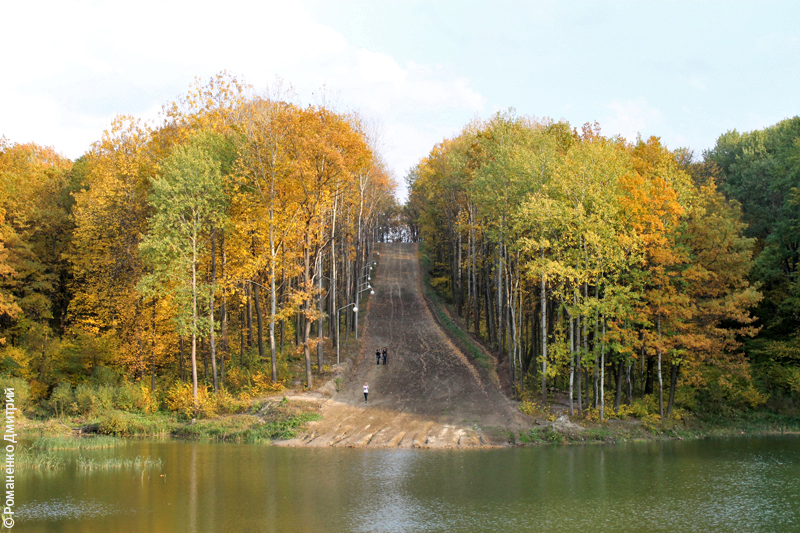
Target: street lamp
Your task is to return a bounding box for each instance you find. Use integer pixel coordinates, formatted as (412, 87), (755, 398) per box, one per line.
(335, 302), (357, 365)
(354, 284), (374, 339)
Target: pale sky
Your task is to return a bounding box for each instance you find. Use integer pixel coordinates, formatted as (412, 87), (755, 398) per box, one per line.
(2, 1), (798, 200)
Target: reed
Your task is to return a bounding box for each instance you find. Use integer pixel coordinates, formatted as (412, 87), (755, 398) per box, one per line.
(16, 449), (65, 470)
(76, 455), (163, 470)
(31, 435), (124, 450)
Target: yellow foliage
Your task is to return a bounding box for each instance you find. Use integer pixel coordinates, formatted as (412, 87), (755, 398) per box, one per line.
(641, 413), (663, 431)
(224, 367), (252, 393)
(252, 371), (284, 393)
(138, 384), (159, 414)
(517, 399), (556, 421)
(166, 383), (216, 419)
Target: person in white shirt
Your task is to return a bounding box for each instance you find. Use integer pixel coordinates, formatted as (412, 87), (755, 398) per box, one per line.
(363, 382), (369, 403)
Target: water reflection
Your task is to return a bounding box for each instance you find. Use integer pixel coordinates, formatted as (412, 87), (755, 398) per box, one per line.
(14, 436), (800, 532)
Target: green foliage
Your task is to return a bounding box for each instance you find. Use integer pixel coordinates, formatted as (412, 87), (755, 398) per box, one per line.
(32, 435), (123, 450)
(696, 366), (769, 415)
(93, 410), (176, 437)
(704, 117), (800, 403)
(410, 112), (765, 419)
(57, 332), (120, 382)
(74, 383), (114, 415)
(48, 382), (73, 416)
(0, 375), (32, 411)
(138, 131), (230, 338)
(77, 455), (162, 471)
(173, 400), (321, 442)
(16, 449), (65, 470)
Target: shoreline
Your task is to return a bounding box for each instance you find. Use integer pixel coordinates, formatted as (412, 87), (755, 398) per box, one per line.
(15, 397), (800, 449)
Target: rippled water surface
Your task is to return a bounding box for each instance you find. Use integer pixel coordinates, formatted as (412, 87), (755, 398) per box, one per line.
(15, 436), (800, 532)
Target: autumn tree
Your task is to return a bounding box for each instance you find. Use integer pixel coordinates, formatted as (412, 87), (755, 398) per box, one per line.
(139, 132), (229, 407)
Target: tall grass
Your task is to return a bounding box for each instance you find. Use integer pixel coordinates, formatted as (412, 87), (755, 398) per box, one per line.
(16, 450), (65, 470)
(420, 249), (492, 370)
(31, 435), (124, 450)
(76, 455), (163, 471)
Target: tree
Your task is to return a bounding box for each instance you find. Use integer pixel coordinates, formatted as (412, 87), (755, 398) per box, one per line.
(139, 132), (229, 408)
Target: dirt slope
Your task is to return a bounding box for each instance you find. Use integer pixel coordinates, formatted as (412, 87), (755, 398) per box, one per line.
(278, 243), (524, 448)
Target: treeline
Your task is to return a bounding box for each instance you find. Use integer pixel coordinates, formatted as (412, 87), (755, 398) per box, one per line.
(407, 113), (778, 420)
(0, 73), (396, 410)
(705, 117), (800, 408)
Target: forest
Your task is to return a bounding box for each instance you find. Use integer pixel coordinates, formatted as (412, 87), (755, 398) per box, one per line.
(406, 113), (800, 420)
(0, 74), (396, 416)
(1, 70), (798, 424)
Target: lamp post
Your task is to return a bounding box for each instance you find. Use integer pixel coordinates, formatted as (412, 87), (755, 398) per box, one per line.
(354, 284), (374, 339)
(336, 302), (357, 365)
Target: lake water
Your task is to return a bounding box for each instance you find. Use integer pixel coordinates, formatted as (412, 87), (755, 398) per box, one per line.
(13, 436), (800, 532)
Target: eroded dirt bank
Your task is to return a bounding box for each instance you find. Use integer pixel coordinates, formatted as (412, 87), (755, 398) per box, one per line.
(278, 243), (525, 448)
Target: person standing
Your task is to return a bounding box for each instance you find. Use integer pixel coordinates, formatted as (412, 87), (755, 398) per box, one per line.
(363, 382), (369, 403)
(382, 347), (387, 365)
(376, 348), (381, 365)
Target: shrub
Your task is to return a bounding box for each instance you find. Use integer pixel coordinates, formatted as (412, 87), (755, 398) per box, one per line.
(74, 383), (114, 415)
(0, 375), (33, 412)
(90, 365), (119, 385)
(224, 367), (252, 394)
(49, 382), (74, 417)
(97, 411), (135, 436)
(252, 371), (284, 394)
(630, 395), (658, 418)
(212, 388), (246, 414)
(0, 346), (32, 377)
(112, 382), (140, 412)
(166, 382), (216, 419)
(139, 384), (159, 413)
(788, 368), (800, 397)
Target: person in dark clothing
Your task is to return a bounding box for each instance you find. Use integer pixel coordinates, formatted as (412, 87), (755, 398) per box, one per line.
(382, 347), (387, 365)
(376, 348), (381, 365)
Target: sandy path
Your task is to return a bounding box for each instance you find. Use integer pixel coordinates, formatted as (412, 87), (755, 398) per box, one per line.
(278, 243), (523, 448)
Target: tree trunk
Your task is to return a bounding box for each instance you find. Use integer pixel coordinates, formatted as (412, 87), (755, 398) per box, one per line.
(625, 361), (633, 405)
(191, 231), (198, 410)
(657, 314), (664, 419)
(220, 232), (228, 388)
(303, 234), (313, 388)
(254, 283), (265, 364)
(614, 359), (624, 413)
(568, 308), (575, 417)
(645, 352), (654, 395)
(151, 301), (157, 392)
(317, 249), (325, 371)
(201, 337), (208, 382)
(246, 282), (253, 348)
(496, 246), (503, 353)
(666, 363), (680, 417)
(209, 230), (218, 392)
(541, 249), (547, 404)
(179, 336), (185, 383)
(269, 253), (278, 383)
(599, 317), (606, 421)
(575, 293), (583, 416)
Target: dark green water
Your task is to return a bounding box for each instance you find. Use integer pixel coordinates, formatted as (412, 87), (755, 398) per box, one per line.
(14, 436), (800, 532)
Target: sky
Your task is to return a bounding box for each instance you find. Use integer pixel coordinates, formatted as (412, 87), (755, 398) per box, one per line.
(2, 0), (798, 200)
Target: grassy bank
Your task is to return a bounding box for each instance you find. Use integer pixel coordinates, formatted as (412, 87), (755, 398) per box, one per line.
(508, 408), (800, 446)
(419, 248), (493, 373)
(17, 396), (322, 444)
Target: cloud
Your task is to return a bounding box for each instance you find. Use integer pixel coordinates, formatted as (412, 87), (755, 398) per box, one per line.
(0, 0), (487, 187)
(602, 98), (663, 142)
